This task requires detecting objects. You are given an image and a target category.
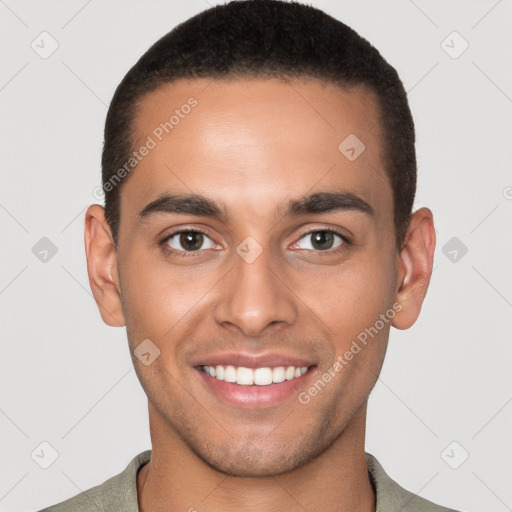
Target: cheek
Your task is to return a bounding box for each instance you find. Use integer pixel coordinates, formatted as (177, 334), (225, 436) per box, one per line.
(303, 265), (395, 404)
(298, 256), (397, 340)
(118, 251), (218, 346)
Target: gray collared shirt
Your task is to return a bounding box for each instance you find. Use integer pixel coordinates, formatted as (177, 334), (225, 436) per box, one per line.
(39, 451), (462, 511)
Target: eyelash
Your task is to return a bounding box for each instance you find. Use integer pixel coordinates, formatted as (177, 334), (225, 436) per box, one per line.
(159, 228), (351, 258)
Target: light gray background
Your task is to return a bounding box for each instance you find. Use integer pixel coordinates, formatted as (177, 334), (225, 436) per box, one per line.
(1, 1), (511, 511)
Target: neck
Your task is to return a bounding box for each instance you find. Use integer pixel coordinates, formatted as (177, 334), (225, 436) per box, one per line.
(137, 402), (375, 512)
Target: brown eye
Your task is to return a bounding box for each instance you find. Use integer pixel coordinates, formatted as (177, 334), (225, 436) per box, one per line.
(311, 231), (335, 250)
(180, 232), (204, 251)
(164, 231), (215, 252)
(295, 230), (345, 251)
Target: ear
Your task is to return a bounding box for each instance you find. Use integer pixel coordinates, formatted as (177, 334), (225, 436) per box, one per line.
(84, 204), (125, 327)
(392, 207), (436, 330)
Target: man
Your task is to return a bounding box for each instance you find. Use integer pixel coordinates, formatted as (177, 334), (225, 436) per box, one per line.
(41, 0), (462, 510)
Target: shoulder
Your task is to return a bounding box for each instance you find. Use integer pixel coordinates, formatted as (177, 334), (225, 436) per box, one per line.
(366, 452), (464, 512)
(37, 450), (152, 512)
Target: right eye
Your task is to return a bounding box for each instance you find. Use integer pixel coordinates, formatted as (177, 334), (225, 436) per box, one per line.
(160, 230), (217, 254)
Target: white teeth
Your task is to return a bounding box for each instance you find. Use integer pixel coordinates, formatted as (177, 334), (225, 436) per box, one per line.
(236, 366), (254, 385)
(272, 366), (286, 383)
(285, 366), (295, 380)
(201, 364), (310, 386)
(254, 367), (273, 385)
(224, 365), (236, 383)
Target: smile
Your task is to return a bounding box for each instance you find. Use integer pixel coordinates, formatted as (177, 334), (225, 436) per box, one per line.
(200, 365), (309, 386)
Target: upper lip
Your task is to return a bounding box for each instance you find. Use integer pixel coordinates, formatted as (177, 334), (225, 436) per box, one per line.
(195, 352), (316, 369)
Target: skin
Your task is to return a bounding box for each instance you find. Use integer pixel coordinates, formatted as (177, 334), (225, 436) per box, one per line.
(84, 78), (435, 512)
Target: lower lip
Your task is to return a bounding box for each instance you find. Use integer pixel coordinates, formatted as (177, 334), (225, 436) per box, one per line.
(196, 367), (315, 409)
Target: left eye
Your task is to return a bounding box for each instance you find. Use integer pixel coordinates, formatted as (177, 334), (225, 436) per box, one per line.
(293, 230), (345, 251)
(164, 231), (216, 252)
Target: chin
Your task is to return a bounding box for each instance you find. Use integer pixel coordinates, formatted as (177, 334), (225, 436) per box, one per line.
(187, 435), (329, 478)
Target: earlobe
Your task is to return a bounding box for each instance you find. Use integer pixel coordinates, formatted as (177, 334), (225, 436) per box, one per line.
(392, 208), (436, 330)
(84, 204), (126, 327)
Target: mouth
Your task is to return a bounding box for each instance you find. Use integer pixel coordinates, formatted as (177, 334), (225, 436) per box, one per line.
(199, 364), (309, 385)
(194, 355), (317, 409)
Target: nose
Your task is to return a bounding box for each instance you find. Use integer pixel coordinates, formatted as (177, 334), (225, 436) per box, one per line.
(213, 243), (298, 338)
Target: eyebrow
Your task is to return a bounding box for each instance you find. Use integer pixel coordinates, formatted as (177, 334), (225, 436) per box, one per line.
(138, 190), (374, 222)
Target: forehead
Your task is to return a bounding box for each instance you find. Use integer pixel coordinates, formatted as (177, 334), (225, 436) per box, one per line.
(120, 77), (390, 224)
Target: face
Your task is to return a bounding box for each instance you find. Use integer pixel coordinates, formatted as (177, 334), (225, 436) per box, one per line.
(88, 77), (431, 477)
